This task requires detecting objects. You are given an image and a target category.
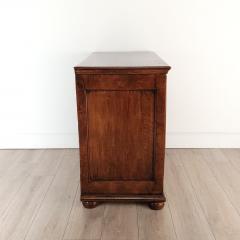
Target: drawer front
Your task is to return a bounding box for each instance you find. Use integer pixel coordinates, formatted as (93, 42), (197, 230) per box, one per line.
(76, 74), (155, 90)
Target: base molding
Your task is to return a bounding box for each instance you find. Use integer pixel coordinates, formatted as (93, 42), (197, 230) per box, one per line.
(81, 193), (165, 202)
(81, 194), (166, 210)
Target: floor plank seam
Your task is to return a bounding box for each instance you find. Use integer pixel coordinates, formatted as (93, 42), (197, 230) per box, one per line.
(221, 149), (240, 181)
(22, 175), (55, 240)
(201, 151), (240, 219)
(136, 204), (140, 240)
(181, 158), (217, 240)
(221, 150), (240, 175)
(64, 239), (101, 240)
(165, 199), (179, 240)
(0, 152), (31, 218)
(99, 204), (106, 240)
(23, 151), (66, 240)
(0, 176), (27, 219)
(62, 183), (80, 240)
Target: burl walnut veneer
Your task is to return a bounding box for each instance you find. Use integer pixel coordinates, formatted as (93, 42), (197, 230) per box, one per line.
(74, 52), (171, 210)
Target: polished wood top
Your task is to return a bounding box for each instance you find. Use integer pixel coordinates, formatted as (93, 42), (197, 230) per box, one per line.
(75, 51), (170, 69)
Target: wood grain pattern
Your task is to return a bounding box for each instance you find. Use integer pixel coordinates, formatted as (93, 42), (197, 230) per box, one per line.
(25, 150), (79, 240)
(0, 176), (52, 240)
(137, 202), (177, 240)
(75, 81), (89, 194)
(75, 52), (170, 207)
(63, 186), (105, 240)
(201, 149), (240, 217)
(75, 68), (172, 75)
(88, 90), (154, 181)
(179, 149), (240, 240)
(222, 149), (240, 172)
(165, 150), (215, 240)
(0, 150), (23, 176)
(76, 51), (170, 69)
(0, 150), (43, 217)
(101, 203), (138, 240)
(85, 74), (155, 90)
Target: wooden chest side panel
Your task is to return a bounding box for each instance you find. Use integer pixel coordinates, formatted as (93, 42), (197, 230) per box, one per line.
(87, 90), (154, 181)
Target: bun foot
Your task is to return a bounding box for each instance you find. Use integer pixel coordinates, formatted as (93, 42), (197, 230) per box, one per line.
(148, 202), (164, 210)
(82, 201), (99, 209)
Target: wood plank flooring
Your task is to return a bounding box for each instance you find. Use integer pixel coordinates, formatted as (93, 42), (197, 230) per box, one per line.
(0, 149), (240, 240)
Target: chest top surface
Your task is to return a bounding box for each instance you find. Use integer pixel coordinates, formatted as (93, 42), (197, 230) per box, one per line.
(75, 51), (170, 70)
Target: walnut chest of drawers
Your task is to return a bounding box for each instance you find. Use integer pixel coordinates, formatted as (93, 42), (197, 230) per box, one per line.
(74, 51), (171, 210)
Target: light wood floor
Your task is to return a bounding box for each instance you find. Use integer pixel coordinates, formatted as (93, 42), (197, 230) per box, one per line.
(0, 149), (240, 240)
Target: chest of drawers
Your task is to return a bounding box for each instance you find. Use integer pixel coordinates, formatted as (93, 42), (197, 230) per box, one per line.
(74, 51), (170, 210)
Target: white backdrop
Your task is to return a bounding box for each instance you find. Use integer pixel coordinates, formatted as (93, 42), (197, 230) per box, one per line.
(0, 0), (240, 148)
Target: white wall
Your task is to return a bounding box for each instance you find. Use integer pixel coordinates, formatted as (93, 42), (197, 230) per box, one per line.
(0, 0), (240, 148)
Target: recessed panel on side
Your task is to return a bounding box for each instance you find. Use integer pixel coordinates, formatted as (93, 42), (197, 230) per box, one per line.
(87, 90), (154, 181)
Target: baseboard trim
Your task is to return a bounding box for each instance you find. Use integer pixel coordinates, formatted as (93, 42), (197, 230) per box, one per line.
(167, 132), (240, 148)
(0, 132), (240, 149)
(0, 133), (79, 149)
